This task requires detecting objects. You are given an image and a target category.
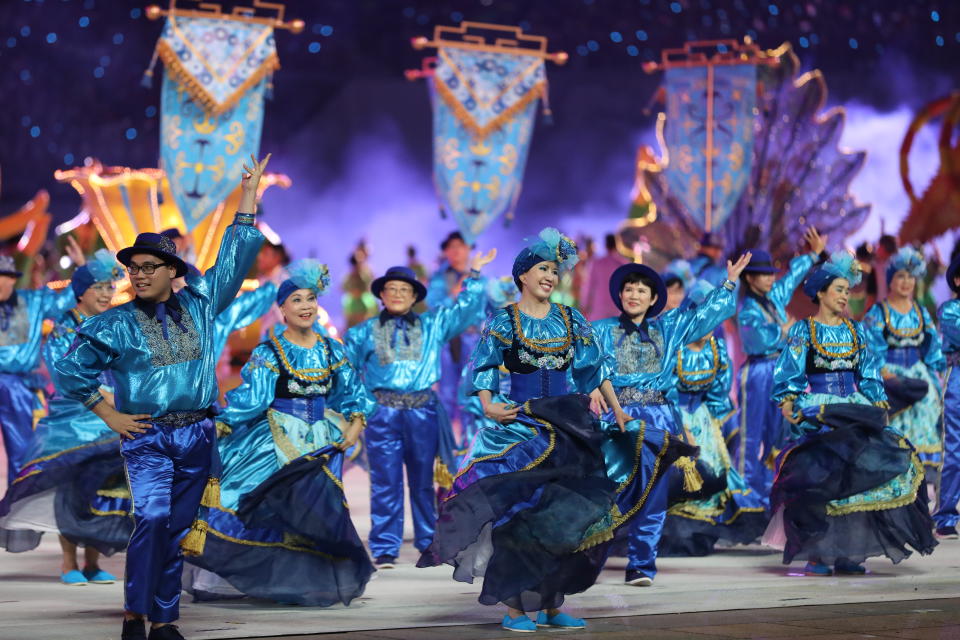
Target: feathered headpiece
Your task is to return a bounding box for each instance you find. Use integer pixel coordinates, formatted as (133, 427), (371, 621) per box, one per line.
(662, 259), (695, 289)
(511, 227), (579, 289)
(802, 250), (862, 301)
(277, 259), (330, 305)
(71, 249), (124, 299)
(886, 246), (926, 284)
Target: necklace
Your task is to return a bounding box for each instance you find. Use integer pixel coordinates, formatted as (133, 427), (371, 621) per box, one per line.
(509, 303), (573, 354)
(882, 301), (923, 339)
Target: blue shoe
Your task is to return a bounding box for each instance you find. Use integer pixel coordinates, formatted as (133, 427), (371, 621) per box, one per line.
(834, 558), (866, 575)
(61, 570), (88, 586)
(803, 561), (833, 576)
(83, 568), (117, 584)
(501, 614), (537, 633)
(536, 611), (587, 629)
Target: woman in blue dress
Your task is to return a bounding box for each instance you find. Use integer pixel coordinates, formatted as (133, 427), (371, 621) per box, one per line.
(189, 260), (377, 606)
(934, 254), (960, 537)
(0, 249), (127, 585)
(863, 247), (945, 475)
(661, 281), (767, 556)
(767, 252), (936, 576)
(419, 228), (690, 633)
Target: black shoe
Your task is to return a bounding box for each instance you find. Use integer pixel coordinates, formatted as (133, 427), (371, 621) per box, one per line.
(375, 555), (397, 569)
(624, 570), (653, 586)
(121, 619), (147, 640)
(936, 526), (959, 540)
(147, 624), (186, 640)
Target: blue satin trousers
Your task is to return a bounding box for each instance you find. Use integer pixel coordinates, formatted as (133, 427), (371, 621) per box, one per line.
(366, 400), (440, 558)
(0, 372), (42, 481)
(735, 357), (783, 507)
(935, 366), (960, 529)
(121, 418), (214, 623)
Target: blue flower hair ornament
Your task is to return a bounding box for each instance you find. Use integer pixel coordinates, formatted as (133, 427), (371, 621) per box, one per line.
(277, 259), (331, 305)
(886, 246), (926, 284)
(511, 227), (579, 289)
(802, 250), (862, 301)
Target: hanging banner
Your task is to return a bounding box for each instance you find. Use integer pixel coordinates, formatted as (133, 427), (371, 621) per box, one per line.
(156, 16), (278, 231)
(662, 64), (756, 232)
(430, 46), (545, 244)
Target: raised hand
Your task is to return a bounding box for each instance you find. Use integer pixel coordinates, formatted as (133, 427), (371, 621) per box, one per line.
(470, 248), (498, 272)
(240, 153), (271, 193)
(64, 235), (86, 267)
(804, 226), (828, 255)
(726, 252), (753, 281)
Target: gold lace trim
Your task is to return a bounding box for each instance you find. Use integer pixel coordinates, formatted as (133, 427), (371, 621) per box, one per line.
(882, 301), (923, 339)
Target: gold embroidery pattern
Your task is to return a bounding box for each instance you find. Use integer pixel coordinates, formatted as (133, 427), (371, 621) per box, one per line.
(676, 337), (720, 388)
(809, 317), (859, 360)
(509, 303), (573, 353)
(882, 301), (923, 339)
(269, 327), (345, 383)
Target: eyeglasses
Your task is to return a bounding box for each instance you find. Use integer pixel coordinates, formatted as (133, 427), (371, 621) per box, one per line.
(126, 262), (168, 275)
(384, 286), (414, 296)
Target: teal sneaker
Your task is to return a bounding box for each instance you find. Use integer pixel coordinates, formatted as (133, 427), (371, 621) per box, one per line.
(803, 561), (833, 576)
(536, 611), (587, 629)
(501, 614), (537, 633)
(61, 570), (88, 586)
(83, 568), (117, 584)
(834, 558), (866, 575)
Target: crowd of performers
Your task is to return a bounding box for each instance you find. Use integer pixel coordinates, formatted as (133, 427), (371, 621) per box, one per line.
(0, 157), (958, 638)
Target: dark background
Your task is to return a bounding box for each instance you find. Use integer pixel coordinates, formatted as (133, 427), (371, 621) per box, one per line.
(1, 0), (958, 310)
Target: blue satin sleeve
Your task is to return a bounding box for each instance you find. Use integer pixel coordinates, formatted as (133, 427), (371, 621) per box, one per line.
(325, 339), (376, 421)
(425, 270), (451, 309)
(342, 322), (369, 379)
(212, 283), (277, 360)
(220, 344), (279, 432)
(705, 337), (734, 418)
(737, 298), (783, 356)
(189, 215), (264, 315)
(433, 276), (486, 343)
(471, 310), (511, 395)
(568, 307), (606, 393)
(660, 283), (736, 346)
(920, 305), (946, 372)
(854, 321), (888, 405)
(940, 300), (960, 352)
(769, 253), (816, 308)
(54, 317), (121, 409)
(862, 304), (889, 365)
(772, 322), (810, 405)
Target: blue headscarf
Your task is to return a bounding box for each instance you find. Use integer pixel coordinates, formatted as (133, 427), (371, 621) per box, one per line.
(802, 251), (862, 302)
(885, 246), (926, 284)
(71, 249), (124, 299)
(277, 259), (330, 305)
(511, 227), (578, 289)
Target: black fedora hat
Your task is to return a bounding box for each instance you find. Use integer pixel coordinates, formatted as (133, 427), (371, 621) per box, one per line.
(609, 263), (668, 318)
(117, 233), (188, 278)
(741, 249), (779, 275)
(372, 266), (427, 303)
(0, 255), (23, 278)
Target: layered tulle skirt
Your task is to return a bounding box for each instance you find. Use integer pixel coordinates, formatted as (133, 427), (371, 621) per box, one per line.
(885, 361), (943, 470)
(763, 399), (936, 565)
(419, 394), (688, 611)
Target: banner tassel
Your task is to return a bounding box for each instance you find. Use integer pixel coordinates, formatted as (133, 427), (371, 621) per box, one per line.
(141, 47), (159, 89)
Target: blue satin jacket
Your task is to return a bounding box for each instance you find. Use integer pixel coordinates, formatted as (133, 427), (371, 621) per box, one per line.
(0, 287), (74, 374)
(941, 299), (960, 355)
(863, 301), (946, 373)
(212, 283), (277, 361)
(54, 216), (263, 415)
(738, 253), (816, 357)
(675, 335), (734, 419)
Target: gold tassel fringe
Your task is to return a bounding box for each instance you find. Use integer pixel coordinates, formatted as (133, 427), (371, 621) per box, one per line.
(200, 477), (221, 509)
(675, 456), (703, 493)
(433, 456), (454, 491)
(215, 421), (232, 437)
(180, 520), (208, 556)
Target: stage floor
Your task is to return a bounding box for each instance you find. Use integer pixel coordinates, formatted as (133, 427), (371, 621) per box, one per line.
(2, 467), (959, 640)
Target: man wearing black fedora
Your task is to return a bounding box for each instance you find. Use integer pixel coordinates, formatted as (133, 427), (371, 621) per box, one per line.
(55, 154), (270, 640)
(345, 249), (495, 569)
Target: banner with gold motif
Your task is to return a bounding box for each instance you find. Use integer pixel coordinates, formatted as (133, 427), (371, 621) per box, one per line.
(662, 64), (755, 232)
(156, 15), (277, 231)
(430, 46), (545, 244)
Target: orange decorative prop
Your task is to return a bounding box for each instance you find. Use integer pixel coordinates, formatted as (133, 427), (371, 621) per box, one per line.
(0, 190), (52, 257)
(55, 161), (290, 273)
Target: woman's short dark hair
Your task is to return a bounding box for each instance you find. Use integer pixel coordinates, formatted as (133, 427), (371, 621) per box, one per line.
(620, 271), (658, 297)
(663, 275), (683, 289)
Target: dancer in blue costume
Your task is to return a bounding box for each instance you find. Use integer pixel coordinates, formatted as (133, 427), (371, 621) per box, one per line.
(188, 259), (376, 606)
(345, 250), (495, 568)
(933, 254), (960, 538)
(735, 227), (826, 506)
(864, 247), (945, 474)
(55, 155), (268, 640)
(688, 232), (729, 287)
(421, 228), (692, 633)
(766, 252), (936, 576)
(0, 248), (127, 587)
(0, 254), (76, 482)
(592, 252), (752, 586)
(661, 281), (767, 556)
